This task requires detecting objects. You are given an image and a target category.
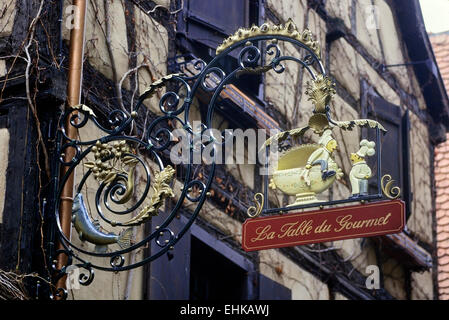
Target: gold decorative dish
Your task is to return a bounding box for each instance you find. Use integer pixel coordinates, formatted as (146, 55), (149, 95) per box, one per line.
(272, 144), (340, 206)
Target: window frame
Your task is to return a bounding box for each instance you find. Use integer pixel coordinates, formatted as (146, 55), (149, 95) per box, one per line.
(177, 0), (260, 51)
(175, 0), (264, 100)
(361, 80), (412, 220)
(189, 222), (258, 300)
(147, 214), (259, 299)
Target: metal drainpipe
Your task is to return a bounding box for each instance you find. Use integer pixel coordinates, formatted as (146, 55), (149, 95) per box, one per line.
(56, 0), (87, 298)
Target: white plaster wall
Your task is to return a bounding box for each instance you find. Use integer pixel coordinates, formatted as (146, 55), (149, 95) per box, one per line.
(0, 128), (10, 223)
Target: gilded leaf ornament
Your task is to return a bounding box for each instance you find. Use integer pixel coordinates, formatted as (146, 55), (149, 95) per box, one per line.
(216, 18), (321, 58)
(141, 73), (184, 99)
(121, 165), (176, 226)
(236, 64), (273, 78)
(262, 125), (309, 148)
(333, 119), (387, 132)
(72, 104), (97, 117)
(305, 75), (336, 114)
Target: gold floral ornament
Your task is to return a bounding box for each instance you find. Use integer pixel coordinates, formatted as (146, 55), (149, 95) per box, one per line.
(121, 165), (176, 226)
(216, 18), (321, 59)
(84, 140), (137, 185)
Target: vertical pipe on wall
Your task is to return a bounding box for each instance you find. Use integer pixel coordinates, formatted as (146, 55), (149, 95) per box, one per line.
(56, 0), (87, 297)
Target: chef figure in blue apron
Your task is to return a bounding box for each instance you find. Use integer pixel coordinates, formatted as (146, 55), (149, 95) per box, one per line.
(349, 139), (375, 199)
(301, 129), (338, 186)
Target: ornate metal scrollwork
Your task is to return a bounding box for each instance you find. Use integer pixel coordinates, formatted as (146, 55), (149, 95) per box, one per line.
(247, 193), (265, 218)
(50, 18), (343, 295)
(381, 174), (401, 199)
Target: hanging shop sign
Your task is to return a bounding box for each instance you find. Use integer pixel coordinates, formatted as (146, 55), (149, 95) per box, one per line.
(50, 16), (405, 298)
(238, 20), (404, 252)
(242, 200), (405, 252)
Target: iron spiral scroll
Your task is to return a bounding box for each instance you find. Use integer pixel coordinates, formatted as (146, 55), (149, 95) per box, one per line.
(50, 20), (328, 295)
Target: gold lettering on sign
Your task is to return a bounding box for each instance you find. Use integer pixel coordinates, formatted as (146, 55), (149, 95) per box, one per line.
(250, 225), (276, 242)
(247, 211), (395, 246)
(314, 219), (332, 233)
(278, 220), (313, 238)
(334, 213), (392, 232)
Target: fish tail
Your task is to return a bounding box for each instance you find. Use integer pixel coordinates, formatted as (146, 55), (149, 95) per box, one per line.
(72, 193), (82, 211)
(95, 245), (108, 253)
(117, 228), (134, 249)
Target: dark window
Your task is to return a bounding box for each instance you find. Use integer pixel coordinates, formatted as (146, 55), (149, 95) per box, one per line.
(147, 215), (191, 300)
(185, 0), (249, 48)
(176, 0), (262, 98)
(148, 216), (292, 300)
(148, 216), (258, 300)
(258, 274), (291, 300)
(190, 236), (247, 299)
(361, 84), (412, 220)
(178, 0), (259, 52)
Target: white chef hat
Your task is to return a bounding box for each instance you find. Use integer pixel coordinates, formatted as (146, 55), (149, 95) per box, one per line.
(356, 139), (375, 157)
(318, 129), (334, 146)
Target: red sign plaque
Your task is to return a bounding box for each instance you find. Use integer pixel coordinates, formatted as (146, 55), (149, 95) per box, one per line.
(242, 200), (405, 252)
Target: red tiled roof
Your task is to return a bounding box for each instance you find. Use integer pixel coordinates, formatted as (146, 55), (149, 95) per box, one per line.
(439, 265), (449, 274)
(430, 32), (449, 92)
(431, 31), (449, 300)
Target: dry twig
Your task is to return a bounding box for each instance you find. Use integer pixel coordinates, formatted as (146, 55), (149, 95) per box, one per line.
(0, 270), (29, 300)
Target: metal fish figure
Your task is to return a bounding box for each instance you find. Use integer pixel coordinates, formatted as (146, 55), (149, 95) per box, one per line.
(72, 193), (133, 251)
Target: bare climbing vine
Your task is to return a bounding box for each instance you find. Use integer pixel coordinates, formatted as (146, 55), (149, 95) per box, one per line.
(0, 269), (53, 300)
(0, 1), (59, 295)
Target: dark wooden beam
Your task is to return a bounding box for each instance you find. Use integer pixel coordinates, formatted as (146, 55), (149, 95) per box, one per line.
(0, 99), (39, 273)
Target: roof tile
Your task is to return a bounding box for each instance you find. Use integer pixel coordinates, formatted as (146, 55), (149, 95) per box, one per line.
(437, 216), (449, 226)
(437, 231), (449, 242)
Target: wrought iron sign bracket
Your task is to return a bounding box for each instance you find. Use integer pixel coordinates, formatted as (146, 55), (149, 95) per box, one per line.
(48, 18), (402, 298)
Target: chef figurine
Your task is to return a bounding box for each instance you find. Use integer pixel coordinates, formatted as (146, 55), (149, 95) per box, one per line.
(349, 139), (376, 199)
(301, 129), (338, 186)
